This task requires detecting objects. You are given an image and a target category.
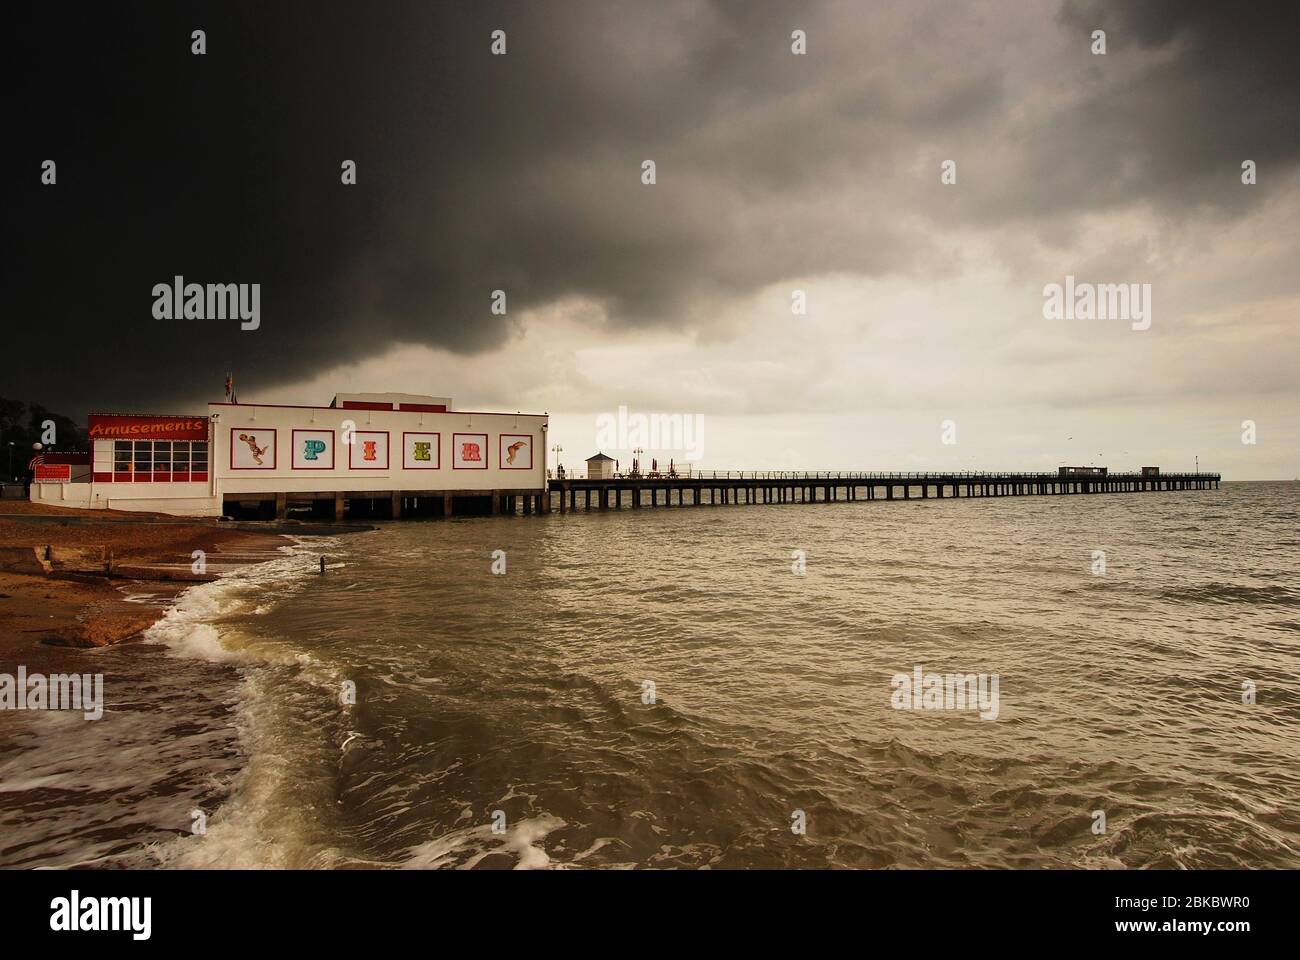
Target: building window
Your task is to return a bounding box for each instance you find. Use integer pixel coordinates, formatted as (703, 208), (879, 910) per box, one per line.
(133, 442), (152, 481)
(104, 439), (209, 482)
(114, 441), (133, 481)
(153, 441), (172, 477)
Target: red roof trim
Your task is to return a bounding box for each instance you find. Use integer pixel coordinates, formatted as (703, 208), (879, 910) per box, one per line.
(206, 402), (546, 417)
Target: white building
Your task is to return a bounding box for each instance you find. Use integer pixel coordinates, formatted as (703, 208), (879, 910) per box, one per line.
(585, 452), (616, 480)
(31, 393), (549, 518)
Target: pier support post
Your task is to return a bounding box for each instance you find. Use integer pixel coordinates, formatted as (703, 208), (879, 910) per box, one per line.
(333, 492), (345, 520)
(443, 495), (454, 517)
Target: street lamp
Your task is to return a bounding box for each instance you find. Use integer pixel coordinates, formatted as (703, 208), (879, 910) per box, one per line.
(551, 443), (563, 478)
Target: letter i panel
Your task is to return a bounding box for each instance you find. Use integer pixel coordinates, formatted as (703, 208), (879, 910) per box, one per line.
(349, 431), (390, 470)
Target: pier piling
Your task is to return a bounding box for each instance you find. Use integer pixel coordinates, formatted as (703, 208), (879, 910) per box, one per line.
(544, 470), (1219, 516)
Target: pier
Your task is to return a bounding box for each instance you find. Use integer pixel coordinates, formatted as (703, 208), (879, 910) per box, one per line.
(222, 470), (1219, 519)
(544, 470), (1220, 514)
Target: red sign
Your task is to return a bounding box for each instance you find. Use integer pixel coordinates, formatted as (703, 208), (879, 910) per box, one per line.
(88, 414), (208, 441)
(34, 464), (72, 483)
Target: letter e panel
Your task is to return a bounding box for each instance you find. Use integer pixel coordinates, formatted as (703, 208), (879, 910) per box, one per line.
(403, 432), (440, 470)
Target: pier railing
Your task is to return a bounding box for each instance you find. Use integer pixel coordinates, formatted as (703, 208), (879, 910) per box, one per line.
(553, 469), (1220, 481)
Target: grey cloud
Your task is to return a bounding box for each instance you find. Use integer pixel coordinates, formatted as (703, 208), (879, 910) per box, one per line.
(4, 0), (1296, 416)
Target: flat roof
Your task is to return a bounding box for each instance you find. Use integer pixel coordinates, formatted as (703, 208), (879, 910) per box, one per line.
(208, 401), (548, 417)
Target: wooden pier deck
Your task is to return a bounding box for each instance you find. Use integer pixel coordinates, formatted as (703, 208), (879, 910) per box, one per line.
(545, 471), (1221, 513)
(225, 470), (1219, 519)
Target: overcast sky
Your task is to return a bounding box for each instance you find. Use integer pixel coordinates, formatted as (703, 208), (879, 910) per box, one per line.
(6, 1), (1297, 478)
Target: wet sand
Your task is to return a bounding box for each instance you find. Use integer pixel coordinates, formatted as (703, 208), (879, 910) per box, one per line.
(0, 502), (290, 653)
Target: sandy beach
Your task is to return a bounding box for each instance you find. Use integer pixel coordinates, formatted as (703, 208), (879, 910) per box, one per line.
(0, 501), (290, 653)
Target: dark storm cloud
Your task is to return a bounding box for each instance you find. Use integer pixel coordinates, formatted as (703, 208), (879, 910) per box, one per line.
(969, 0), (1300, 223)
(4, 0), (1297, 415)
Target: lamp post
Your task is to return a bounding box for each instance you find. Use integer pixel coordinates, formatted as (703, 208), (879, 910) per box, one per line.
(6, 442), (12, 482)
(551, 443), (563, 478)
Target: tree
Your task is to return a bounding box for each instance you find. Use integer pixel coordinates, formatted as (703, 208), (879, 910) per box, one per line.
(0, 398), (87, 481)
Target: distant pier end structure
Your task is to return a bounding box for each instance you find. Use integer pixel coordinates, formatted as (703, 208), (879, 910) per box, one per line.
(546, 466), (1219, 512)
(585, 452), (616, 480)
(29, 393), (549, 518)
